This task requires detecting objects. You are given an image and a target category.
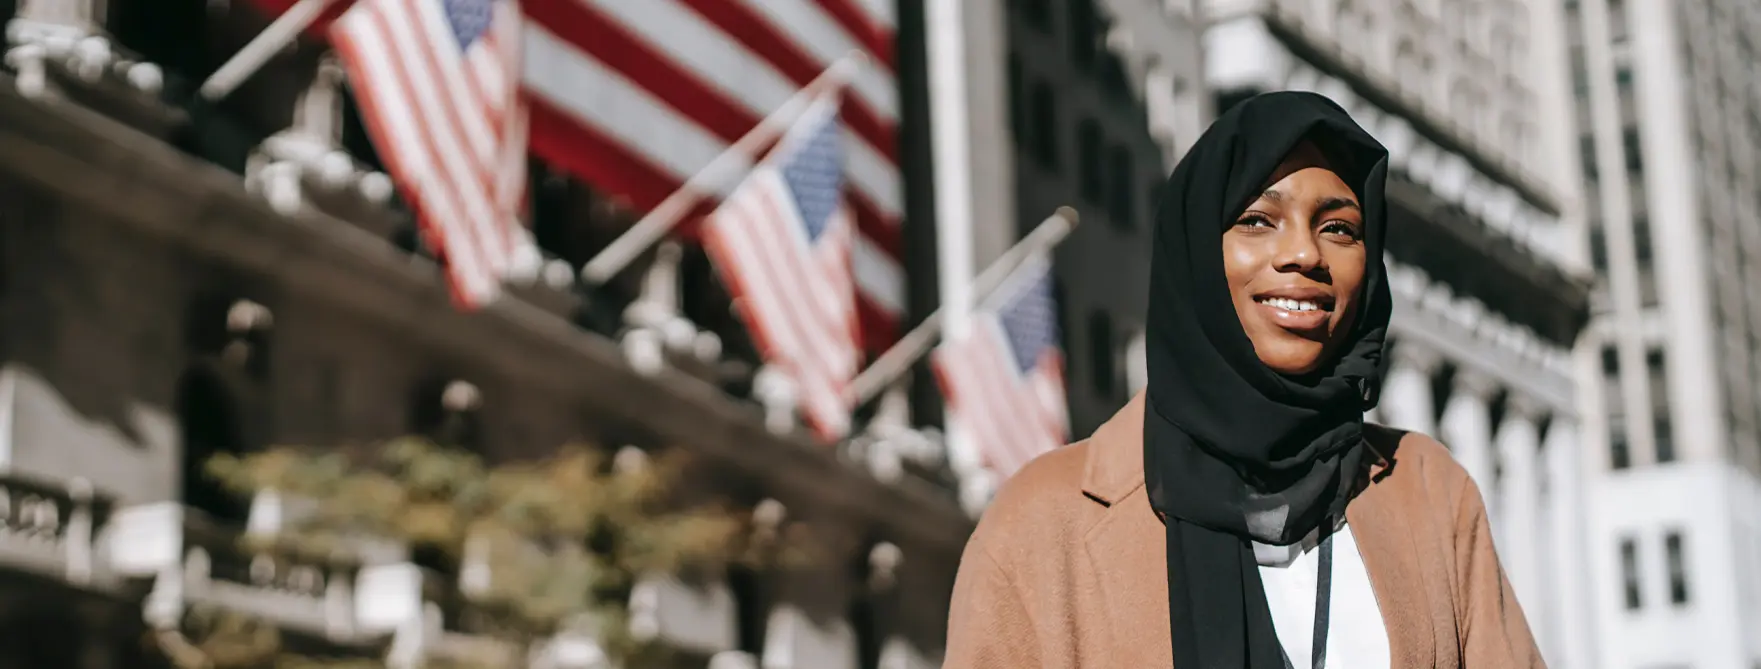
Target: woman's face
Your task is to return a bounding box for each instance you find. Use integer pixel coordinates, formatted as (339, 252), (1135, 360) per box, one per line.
(1223, 141), (1366, 376)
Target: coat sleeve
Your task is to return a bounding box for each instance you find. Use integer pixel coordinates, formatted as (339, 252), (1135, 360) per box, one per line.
(944, 535), (1042, 669)
(1454, 474), (1547, 668)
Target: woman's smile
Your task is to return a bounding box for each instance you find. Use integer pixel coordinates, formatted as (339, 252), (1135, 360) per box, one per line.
(1252, 286), (1337, 334)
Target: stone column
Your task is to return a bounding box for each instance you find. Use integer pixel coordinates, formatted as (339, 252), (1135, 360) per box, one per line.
(1379, 341), (1441, 435)
(1542, 418), (1598, 669)
(1492, 395), (1544, 638)
(16, 0), (103, 29)
(1439, 369), (1499, 492)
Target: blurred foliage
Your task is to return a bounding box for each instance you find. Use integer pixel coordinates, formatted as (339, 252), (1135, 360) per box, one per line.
(160, 436), (817, 669)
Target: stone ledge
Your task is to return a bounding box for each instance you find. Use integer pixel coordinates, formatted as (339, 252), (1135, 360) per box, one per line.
(0, 74), (974, 561)
(1385, 177), (1592, 346)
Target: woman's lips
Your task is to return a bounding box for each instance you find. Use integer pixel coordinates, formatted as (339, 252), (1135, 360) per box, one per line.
(1255, 296), (1331, 333)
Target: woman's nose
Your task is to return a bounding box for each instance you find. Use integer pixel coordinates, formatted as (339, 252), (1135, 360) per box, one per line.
(1272, 222), (1322, 272)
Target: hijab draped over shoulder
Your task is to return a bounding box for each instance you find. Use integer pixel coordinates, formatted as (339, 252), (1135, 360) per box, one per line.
(1143, 91), (1392, 668)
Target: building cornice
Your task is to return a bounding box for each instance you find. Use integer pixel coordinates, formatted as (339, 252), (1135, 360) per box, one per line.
(1252, 9), (1560, 216)
(1386, 261), (1577, 414)
(1384, 177), (1592, 346)
(1202, 3), (1560, 216)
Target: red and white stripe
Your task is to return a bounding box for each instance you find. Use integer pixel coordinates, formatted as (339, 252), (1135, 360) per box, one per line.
(521, 0), (905, 349)
(934, 333), (1067, 478)
(328, 0), (528, 307)
(701, 144), (862, 437)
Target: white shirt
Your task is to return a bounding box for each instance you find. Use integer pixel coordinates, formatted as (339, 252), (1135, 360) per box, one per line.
(1255, 523), (1392, 669)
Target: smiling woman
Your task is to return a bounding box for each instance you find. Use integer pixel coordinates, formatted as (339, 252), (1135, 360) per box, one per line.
(943, 92), (1544, 669)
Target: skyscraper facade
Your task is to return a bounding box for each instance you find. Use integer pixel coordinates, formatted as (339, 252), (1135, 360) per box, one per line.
(1563, 0), (1761, 664)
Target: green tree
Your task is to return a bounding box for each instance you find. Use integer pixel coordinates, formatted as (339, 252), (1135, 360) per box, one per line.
(163, 436), (812, 669)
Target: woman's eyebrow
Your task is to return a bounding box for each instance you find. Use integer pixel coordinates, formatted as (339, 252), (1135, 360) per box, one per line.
(1314, 196), (1360, 214)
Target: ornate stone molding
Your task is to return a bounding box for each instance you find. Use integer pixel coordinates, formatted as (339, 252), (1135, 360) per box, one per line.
(1450, 367), (1504, 403)
(1389, 336), (1444, 375)
(1386, 258), (1575, 414)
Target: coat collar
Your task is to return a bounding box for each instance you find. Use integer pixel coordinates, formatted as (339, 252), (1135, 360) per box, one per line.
(1077, 393), (1433, 667)
(1079, 391), (1395, 505)
(1079, 391), (1150, 506)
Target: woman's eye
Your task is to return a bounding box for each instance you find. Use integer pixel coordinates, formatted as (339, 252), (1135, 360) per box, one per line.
(1321, 221), (1361, 239)
(1235, 215), (1274, 229)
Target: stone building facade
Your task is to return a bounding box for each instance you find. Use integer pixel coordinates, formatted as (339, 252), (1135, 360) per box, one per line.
(1562, 0), (1761, 665)
(0, 0), (965, 667)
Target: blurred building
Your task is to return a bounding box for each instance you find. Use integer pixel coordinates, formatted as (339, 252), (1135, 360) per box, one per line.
(1197, 0), (1599, 666)
(931, 0), (1208, 440)
(998, 0), (1209, 438)
(1560, 0), (1761, 665)
(0, 0), (969, 667)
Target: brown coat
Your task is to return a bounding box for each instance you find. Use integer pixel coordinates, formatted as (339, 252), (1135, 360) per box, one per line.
(944, 393), (1544, 668)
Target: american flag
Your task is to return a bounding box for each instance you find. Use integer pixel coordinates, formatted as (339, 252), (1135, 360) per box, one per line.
(702, 96), (861, 441)
(325, 0), (529, 307)
(252, 0), (902, 345)
(932, 256), (1069, 478)
(519, 0), (905, 350)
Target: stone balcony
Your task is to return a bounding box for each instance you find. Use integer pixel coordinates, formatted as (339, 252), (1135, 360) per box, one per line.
(0, 471), (115, 590)
(106, 501), (371, 645)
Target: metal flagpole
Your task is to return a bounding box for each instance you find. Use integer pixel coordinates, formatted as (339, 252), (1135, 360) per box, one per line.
(199, 0), (340, 101)
(845, 206), (1080, 406)
(578, 51), (869, 287)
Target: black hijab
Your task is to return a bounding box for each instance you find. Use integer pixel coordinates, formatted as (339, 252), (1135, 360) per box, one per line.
(1144, 91), (1392, 668)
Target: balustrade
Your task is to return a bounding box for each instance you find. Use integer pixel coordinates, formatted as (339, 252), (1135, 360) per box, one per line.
(0, 473), (112, 588)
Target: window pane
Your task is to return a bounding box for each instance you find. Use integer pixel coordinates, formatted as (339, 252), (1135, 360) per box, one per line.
(1108, 146), (1135, 229)
(1078, 120), (1105, 202)
(1620, 538), (1642, 609)
(1030, 82), (1060, 169)
(1610, 427), (1631, 470)
(1665, 531), (1690, 605)
(1087, 312), (1117, 398)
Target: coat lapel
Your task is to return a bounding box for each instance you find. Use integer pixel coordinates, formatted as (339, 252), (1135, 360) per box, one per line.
(1079, 394), (1173, 666)
(1345, 431), (1439, 668)
(1083, 491), (1174, 667)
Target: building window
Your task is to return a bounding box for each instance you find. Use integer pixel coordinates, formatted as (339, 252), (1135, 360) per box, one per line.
(1654, 416), (1675, 463)
(1068, 0), (1099, 70)
(1610, 427), (1631, 470)
(1619, 537), (1643, 610)
(109, 0), (218, 84)
(1007, 54), (1025, 147)
(1623, 127), (1645, 174)
(1632, 216), (1654, 265)
(1569, 48), (1589, 95)
(1608, 0), (1629, 44)
(1077, 119), (1105, 203)
(1029, 81), (1059, 170)
(1016, 0), (1052, 30)
(1579, 135), (1598, 182)
(1647, 348), (1675, 463)
(1087, 312), (1120, 400)
(1665, 530), (1690, 605)
(1107, 146), (1135, 229)
(1590, 226), (1609, 270)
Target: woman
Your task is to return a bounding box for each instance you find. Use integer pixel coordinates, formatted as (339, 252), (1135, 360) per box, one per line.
(943, 92), (1543, 668)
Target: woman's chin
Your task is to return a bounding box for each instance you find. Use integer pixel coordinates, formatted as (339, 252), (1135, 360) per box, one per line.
(1255, 344), (1327, 376)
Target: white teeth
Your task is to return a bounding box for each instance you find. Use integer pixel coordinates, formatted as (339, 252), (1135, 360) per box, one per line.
(1261, 297), (1322, 312)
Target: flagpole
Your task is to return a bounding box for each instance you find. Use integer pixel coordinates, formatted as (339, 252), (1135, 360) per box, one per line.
(846, 207), (1080, 406)
(200, 0), (340, 101)
(578, 51), (869, 287)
